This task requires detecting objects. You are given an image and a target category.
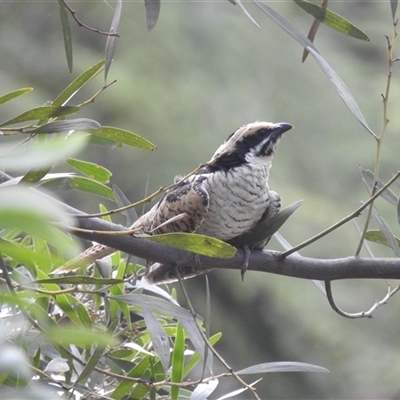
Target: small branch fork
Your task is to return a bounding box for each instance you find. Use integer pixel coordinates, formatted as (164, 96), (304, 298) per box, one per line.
(59, 0), (120, 37)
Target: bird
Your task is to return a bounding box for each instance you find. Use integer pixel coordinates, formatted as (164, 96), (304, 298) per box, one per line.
(62, 121), (292, 284)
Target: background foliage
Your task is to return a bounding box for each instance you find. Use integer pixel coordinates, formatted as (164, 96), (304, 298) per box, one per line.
(1, 0), (400, 398)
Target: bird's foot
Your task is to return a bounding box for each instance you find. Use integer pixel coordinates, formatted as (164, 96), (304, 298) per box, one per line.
(241, 245), (251, 281)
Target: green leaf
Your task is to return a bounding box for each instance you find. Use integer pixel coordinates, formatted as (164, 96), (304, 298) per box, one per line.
(0, 88), (34, 106)
(0, 106), (80, 126)
(88, 126), (156, 150)
(237, 361), (329, 374)
(67, 158), (112, 183)
(20, 167), (52, 185)
(69, 176), (115, 200)
(171, 323), (185, 400)
(144, 0), (161, 31)
(143, 233), (236, 258)
(53, 60), (106, 107)
(105, 0), (122, 80)
(28, 118), (101, 134)
(365, 230), (400, 247)
(0, 134), (88, 171)
(58, 0), (73, 72)
(34, 276), (124, 285)
(370, 209), (400, 257)
(292, 0), (369, 41)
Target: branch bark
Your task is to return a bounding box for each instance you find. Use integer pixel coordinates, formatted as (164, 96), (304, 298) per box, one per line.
(61, 202), (400, 281)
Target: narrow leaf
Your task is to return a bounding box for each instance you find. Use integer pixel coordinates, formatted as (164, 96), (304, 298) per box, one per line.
(105, 0), (122, 80)
(35, 276), (124, 285)
(88, 126), (156, 150)
(58, 0), (73, 72)
(293, 0), (369, 41)
(69, 176), (115, 200)
(360, 168), (399, 206)
(0, 88), (34, 106)
(0, 106), (80, 126)
(370, 209), (400, 257)
(67, 158), (112, 183)
(191, 379), (219, 400)
(216, 379), (262, 400)
(53, 60), (106, 107)
(143, 233), (236, 258)
(20, 167), (51, 185)
(391, 0), (398, 20)
(113, 184), (138, 226)
(237, 361), (329, 374)
(237, 0), (260, 28)
(171, 324), (185, 400)
(142, 305), (170, 374)
(252, 0), (373, 134)
(145, 0), (161, 31)
(28, 118), (101, 134)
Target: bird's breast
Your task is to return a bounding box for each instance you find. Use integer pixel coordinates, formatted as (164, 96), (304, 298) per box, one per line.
(195, 165), (270, 240)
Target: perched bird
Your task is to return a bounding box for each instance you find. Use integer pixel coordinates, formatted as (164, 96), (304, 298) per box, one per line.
(64, 121), (292, 283)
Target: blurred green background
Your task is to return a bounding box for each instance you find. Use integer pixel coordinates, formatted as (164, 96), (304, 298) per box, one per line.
(2, 1), (400, 398)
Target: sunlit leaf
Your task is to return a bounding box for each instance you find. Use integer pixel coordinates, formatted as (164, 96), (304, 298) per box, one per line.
(0, 134), (88, 171)
(88, 126), (156, 150)
(53, 60), (105, 107)
(0, 106), (79, 126)
(0, 88), (34, 106)
(293, 0), (369, 41)
(145, 0), (161, 31)
(105, 0), (122, 80)
(58, 0), (73, 72)
(143, 233), (236, 258)
(191, 379), (219, 400)
(67, 158), (112, 183)
(237, 361), (329, 374)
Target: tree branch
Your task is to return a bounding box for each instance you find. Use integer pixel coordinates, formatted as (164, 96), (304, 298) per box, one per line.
(61, 201), (400, 281)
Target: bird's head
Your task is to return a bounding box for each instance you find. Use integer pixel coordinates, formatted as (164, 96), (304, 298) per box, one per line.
(209, 121), (293, 170)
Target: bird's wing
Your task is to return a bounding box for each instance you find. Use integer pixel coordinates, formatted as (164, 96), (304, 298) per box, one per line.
(133, 176), (210, 234)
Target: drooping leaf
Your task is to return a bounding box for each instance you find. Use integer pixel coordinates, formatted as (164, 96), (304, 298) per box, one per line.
(142, 305), (170, 374)
(237, 0), (260, 28)
(360, 168), (399, 206)
(143, 233), (236, 258)
(237, 361), (329, 374)
(191, 379), (219, 400)
(0, 106), (80, 126)
(252, 0), (373, 135)
(370, 208), (400, 257)
(58, 0), (73, 72)
(88, 126), (156, 150)
(28, 118), (101, 134)
(67, 158), (112, 183)
(110, 294), (213, 372)
(20, 167), (52, 185)
(293, 0), (369, 41)
(144, 0), (161, 31)
(53, 60), (105, 107)
(365, 230), (400, 247)
(113, 184), (138, 227)
(391, 0), (398, 20)
(0, 88), (34, 106)
(105, 0), (122, 80)
(0, 134), (88, 171)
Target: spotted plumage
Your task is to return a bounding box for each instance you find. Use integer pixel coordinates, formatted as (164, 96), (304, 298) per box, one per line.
(62, 121), (292, 283)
